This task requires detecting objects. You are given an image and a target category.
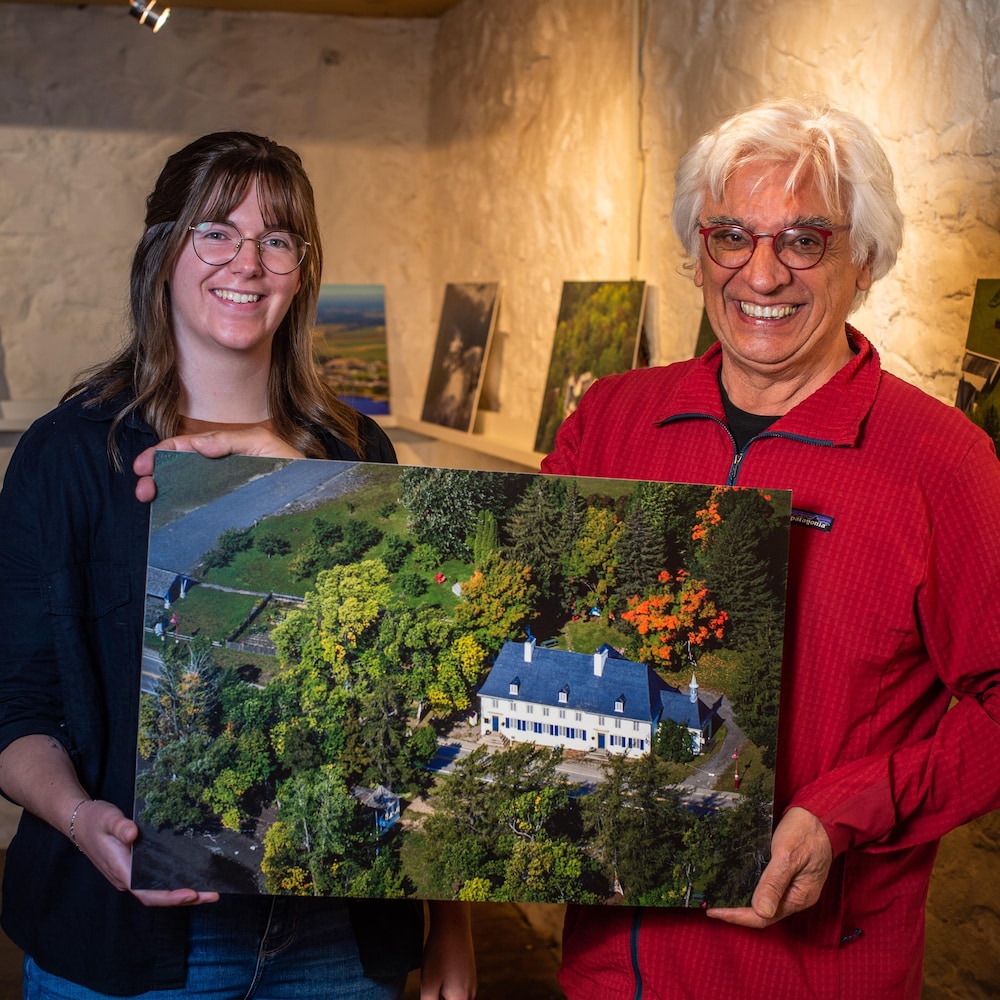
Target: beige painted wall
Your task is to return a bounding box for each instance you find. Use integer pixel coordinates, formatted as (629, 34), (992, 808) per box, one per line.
(0, 0), (998, 995)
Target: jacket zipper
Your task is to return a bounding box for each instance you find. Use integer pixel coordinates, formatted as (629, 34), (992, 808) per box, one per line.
(630, 908), (644, 1000)
(656, 413), (838, 487)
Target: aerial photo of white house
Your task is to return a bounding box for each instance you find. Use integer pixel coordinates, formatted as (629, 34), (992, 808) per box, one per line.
(478, 639), (720, 758)
(132, 453), (792, 909)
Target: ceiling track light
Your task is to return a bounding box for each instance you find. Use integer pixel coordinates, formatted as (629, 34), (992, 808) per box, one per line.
(129, 0), (170, 32)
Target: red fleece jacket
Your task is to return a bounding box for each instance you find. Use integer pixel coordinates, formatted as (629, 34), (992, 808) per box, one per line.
(542, 329), (1000, 1000)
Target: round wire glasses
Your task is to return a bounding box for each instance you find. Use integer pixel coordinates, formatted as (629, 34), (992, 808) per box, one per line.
(189, 221), (309, 275)
(698, 224), (847, 271)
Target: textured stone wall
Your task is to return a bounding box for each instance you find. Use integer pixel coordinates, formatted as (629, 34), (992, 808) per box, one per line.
(428, 0), (1000, 432)
(0, 0), (997, 994)
(0, 2), (437, 414)
(637, 0), (1000, 401)
(427, 0), (634, 449)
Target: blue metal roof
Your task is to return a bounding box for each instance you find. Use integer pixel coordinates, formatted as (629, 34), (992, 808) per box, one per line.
(659, 686), (716, 730)
(479, 642), (667, 723)
(479, 642), (716, 733)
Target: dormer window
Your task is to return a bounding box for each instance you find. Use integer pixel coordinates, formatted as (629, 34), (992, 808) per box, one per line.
(509, 677), (520, 696)
(558, 685), (569, 704)
(614, 694), (625, 713)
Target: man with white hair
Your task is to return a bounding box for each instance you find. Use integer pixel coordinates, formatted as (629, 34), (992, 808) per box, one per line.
(544, 98), (1000, 999)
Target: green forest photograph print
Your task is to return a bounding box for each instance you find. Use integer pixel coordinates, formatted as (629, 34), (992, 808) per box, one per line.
(955, 278), (1000, 455)
(533, 280), (647, 455)
(133, 451), (790, 910)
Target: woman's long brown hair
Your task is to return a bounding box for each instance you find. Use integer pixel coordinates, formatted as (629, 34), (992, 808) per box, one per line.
(64, 131), (363, 466)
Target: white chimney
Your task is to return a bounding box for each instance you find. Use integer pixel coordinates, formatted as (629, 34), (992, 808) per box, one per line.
(524, 637), (536, 662)
(593, 647), (608, 677)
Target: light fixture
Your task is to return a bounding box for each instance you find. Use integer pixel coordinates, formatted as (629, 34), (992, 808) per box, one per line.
(129, 0), (170, 32)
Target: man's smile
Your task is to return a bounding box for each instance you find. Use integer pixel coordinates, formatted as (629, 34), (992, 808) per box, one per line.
(738, 301), (799, 320)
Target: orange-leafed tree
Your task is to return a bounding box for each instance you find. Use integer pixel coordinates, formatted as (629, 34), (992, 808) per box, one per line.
(621, 569), (727, 669)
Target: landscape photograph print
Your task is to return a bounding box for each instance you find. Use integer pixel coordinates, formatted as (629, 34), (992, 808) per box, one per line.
(133, 452), (791, 910)
(533, 280), (647, 455)
(312, 283), (390, 415)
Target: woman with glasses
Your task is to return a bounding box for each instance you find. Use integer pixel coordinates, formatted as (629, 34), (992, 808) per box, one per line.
(543, 99), (1000, 999)
(0, 132), (475, 999)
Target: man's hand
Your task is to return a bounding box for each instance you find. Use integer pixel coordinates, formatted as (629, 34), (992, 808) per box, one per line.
(133, 429), (304, 503)
(706, 806), (833, 928)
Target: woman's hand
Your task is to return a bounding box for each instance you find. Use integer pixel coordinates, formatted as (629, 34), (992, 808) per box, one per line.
(0, 736), (218, 908)
(71, 798), (220, 908)
(133, 429), (305, 503)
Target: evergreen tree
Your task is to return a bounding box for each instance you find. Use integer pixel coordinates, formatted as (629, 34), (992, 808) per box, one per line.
(580, 753), (692, 903)
(728, 609), (783, 769)
(471, 509), (500, 568)
(556, 481), (589, 608)
(699, 775), (773, 908)
(349, 668), (412, 790)
(695, 488), (787, 647)
(135, 637), (225, 831)
(615, 502), (668, 606)
(505, 477), (567, 599)
(147, 636), (221, 746)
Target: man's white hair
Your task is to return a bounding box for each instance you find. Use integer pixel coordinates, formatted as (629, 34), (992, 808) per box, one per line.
(672, 98), (904, 309)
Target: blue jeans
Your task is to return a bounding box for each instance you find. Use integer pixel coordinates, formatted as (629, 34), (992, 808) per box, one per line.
(22, 897), (408, 999)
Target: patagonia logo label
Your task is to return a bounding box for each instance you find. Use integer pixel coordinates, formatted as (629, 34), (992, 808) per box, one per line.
(790, 508), (834, 532)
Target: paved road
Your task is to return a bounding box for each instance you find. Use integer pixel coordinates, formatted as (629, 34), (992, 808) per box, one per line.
(428, 736), (741, 811)
(141, 646), (163, 695)
(678, 691), (746, 792)
(148, 458), (362, 576)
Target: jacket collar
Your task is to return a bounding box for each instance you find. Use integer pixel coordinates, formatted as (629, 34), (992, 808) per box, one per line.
(662, 324), (880, 447)
(74, 389), (152, 433)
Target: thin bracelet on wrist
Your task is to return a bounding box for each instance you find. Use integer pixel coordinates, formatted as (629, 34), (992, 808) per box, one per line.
(69, 797), (92, 852)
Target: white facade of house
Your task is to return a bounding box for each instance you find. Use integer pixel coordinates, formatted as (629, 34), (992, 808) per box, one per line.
(479, 689), (655, 758)
(478, 640), (693, 759)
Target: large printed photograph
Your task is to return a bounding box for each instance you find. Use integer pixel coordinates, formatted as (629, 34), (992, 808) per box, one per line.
(133, 453), (791, 909)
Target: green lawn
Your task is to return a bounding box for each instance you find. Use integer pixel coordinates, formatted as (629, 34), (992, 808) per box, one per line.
(398, 826), (437, 899)
(155, 586), (261, 640)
